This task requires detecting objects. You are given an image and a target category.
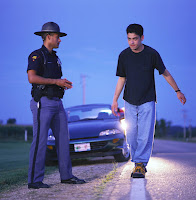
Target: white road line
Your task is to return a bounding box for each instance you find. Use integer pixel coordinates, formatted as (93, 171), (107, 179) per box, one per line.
(120, 164), (130, 178)
(130, 179), (146, 200)
(108, 163), (147, 200)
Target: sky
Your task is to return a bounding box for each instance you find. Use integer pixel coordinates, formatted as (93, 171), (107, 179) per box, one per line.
(0, 0), (196, 126)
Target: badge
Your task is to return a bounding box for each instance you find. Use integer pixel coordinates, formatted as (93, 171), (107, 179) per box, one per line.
(57, 58), (62, 66)
(32, 55), (39, 62)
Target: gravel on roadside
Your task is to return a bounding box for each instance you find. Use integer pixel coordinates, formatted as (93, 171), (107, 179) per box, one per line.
(0, 157), (129, 200)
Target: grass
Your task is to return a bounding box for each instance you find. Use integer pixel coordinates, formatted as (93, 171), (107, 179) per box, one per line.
(94, 162), (118, 199)
(0, 141), (57, 193)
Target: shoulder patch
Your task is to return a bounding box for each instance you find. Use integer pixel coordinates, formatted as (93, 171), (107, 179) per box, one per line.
(32, 55), (40, 62)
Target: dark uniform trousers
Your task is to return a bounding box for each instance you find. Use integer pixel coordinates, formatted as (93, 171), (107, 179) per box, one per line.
(28, 96), (73, 183)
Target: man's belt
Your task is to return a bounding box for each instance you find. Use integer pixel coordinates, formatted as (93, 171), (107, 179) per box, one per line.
(31, 85), (64, 102)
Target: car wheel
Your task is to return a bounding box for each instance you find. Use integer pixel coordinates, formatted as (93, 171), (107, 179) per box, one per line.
(114, 142), (130, 162)
(45, 159), (57, 166)
(45, 153), (57, 166)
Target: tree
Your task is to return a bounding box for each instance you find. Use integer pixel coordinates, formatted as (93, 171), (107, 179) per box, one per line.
(155, 118), (172, 138)
(7, 118), (16, 124)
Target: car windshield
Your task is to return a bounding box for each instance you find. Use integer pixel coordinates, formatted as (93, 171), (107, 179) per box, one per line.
(66, 106), (118, 122)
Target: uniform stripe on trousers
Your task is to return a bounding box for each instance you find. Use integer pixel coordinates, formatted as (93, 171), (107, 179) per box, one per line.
(31, 101), (41, 183)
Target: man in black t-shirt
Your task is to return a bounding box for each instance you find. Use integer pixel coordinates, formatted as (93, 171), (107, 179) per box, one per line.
(112, 24), (186, 178)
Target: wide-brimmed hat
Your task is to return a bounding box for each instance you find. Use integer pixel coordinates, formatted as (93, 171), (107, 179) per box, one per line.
(34, 22), (67, 37)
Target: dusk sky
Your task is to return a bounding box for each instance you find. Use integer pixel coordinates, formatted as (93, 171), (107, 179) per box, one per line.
(1, 0), (195, 126)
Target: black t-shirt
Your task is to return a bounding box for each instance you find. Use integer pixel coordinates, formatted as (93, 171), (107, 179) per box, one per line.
(116, 45), (166, 105)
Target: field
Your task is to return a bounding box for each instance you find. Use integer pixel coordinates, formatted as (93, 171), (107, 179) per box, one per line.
(0, 141), (57, 192)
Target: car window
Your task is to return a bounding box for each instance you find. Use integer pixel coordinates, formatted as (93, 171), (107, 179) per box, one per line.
(66, 106), (118, 122)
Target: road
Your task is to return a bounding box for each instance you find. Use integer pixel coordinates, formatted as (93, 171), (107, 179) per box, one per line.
(1, 139), (196, 200)
(102, 139), (196, 200)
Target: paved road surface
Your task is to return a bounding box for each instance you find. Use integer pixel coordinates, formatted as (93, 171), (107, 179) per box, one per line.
(102, 139), (196, 200)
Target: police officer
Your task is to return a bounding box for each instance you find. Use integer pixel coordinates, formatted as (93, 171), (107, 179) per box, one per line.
(27, 22), (85, 189)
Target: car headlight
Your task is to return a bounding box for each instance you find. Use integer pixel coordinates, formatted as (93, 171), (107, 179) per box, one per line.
(120, 119), (127, 131)
(99, 129), (121, 136)
(48, 135), (55, 141)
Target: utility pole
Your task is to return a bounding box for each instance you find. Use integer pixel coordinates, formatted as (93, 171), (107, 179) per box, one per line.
(81, 74), (86, 105)
(189, 119), (192, 139)
(182, 109), (187, 139)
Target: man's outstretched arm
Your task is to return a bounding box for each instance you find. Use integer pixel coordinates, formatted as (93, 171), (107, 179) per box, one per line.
(162, 69), (186, 105)
(112, 77), (126, 116)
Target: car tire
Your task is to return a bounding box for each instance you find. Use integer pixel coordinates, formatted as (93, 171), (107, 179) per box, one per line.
(45, 159), (57, 166)
(114, 142), (130, 162)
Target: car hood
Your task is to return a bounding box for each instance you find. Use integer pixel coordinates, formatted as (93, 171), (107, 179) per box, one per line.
(68, 119), (123, 140)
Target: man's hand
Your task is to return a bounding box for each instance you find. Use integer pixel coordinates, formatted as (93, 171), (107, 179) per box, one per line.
(56, 78), (73, 90)
(28, 70), (73, 90)
(112, 101), (118, 116)
(177, 91), (186, 105)
(111, 77), (126, 116)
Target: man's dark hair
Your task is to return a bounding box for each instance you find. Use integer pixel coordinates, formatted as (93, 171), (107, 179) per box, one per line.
(126, 24), (144, 37)
(42, 33), (48, 41)
(41, 33), (54, 41)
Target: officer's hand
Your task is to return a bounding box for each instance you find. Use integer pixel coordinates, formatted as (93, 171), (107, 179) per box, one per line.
(111, 101), (118, 116)
(177, 91), (186, 105)
(63, 78), (73, 90)
(56, 79), (73, 89)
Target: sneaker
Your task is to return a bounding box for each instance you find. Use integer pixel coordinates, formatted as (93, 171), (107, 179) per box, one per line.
(131, 163), (146, 178)
(28, 182), (50, 189)
(131, 166), (147, 175)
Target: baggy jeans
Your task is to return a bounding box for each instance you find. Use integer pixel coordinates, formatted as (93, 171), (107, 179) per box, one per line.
(125, 101), (156, 166)
(28, 97), (73, 183)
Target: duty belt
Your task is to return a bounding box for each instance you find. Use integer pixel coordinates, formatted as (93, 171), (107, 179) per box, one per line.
(31, 85), (64, 102)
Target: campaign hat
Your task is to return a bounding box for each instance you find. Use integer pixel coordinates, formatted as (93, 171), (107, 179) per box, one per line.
(34, 22), (67, 37)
